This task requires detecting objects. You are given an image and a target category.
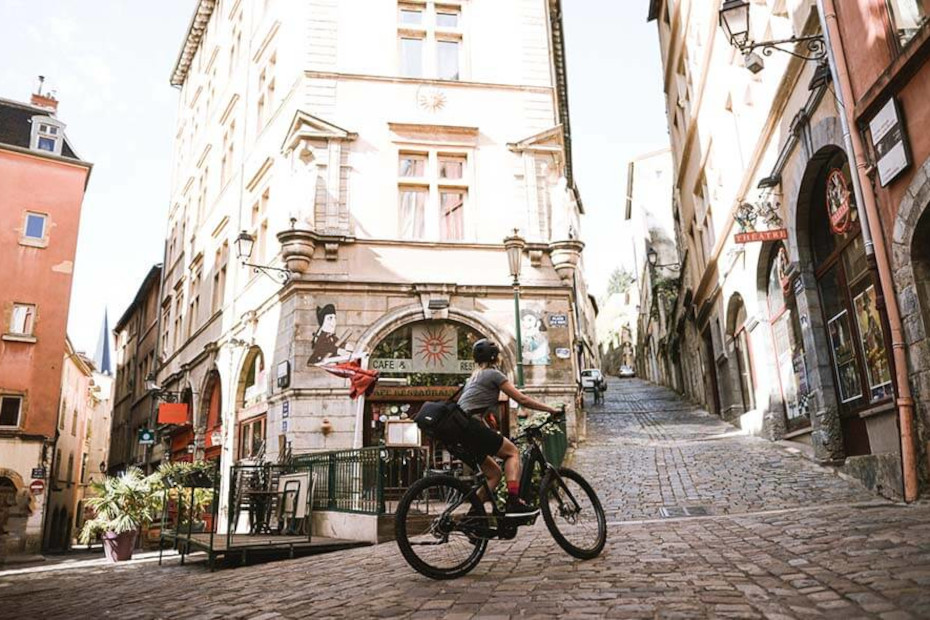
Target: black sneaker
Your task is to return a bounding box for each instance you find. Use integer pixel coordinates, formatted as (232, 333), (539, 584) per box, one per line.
(504, 496), (540, 518)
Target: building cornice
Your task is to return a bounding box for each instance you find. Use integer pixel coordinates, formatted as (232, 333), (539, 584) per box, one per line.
(170, 0), (217, 88)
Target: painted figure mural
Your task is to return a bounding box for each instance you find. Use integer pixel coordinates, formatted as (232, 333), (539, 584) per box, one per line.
(307, 304), (352, 365)
(521, 308), (550, 365)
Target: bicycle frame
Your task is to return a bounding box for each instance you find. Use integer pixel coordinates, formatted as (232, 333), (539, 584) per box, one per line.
(436, 418), (582, 540)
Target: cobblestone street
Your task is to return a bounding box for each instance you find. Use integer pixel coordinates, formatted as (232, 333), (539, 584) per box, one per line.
(2, 379), (929, 620)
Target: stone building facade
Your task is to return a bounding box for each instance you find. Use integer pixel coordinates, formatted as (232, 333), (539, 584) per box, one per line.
(624, 149), (677, 387)
(109, 265), (162, 474)
(154, 0), (594, 521)
(647, 0), (914, 499)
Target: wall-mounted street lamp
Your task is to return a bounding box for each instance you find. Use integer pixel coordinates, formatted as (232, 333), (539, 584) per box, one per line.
(235, 230), (293, 284)
(647, 247), (681, 271)
(719, 0), (826, 73)
(503, 229), (526, 388)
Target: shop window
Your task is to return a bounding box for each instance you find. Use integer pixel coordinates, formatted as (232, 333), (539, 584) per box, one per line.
(0, 395), (23, 428)
(767, 246), (811, 430)
(239, 415), (266, 460)
(886, 0), (929, 47)
(811, 153), (893, 413)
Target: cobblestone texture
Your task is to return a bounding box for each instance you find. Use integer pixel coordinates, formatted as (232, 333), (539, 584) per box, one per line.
(1, 379), (929, 619)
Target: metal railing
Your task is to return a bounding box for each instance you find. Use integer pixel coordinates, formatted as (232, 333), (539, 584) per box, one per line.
(292, 447), (429, 515)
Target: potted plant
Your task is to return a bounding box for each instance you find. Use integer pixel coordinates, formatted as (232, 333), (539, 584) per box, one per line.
(79, 467), (161, 562)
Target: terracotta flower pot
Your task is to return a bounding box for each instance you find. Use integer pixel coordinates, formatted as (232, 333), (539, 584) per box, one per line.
(102, 530), (137, 563)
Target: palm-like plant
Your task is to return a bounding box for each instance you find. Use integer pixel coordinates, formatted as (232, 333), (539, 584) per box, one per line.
(78, 467), (161, 544)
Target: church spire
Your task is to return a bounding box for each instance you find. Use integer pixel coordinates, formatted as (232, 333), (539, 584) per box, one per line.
(94, 310), (112, 376)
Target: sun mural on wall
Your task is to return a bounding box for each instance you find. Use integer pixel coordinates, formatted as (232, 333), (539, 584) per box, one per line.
(415, 325), (455, 367)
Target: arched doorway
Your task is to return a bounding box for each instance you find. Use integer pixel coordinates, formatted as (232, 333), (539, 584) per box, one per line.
(364, 320), (489, 447)
(807, 151), (892, 456)
(236, 347), (267, 461)
(201, 371), (223, 462)
(726, 293), (755, 415)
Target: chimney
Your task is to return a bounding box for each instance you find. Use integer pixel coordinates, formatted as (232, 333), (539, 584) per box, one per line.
(30, 75), (58, 114)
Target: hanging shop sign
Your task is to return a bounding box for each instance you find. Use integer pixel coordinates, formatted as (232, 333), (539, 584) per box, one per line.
(869, 97), (911, 187)
(734, 229), (788, 244)
(157, 403), (189, 425)
(826, 169), (855, 234)
(137, 428), (155, 445)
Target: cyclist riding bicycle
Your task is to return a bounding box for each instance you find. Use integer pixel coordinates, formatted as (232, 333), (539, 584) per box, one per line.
(455, 338), (561, 517)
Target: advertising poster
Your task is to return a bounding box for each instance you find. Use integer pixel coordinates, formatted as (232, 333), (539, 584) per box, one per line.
(853, 286), (893, 401)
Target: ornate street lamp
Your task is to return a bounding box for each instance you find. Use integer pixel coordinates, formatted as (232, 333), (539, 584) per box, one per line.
(718, 0), (826, 70)
(235, 230), (292, 283)
(503, 229), (526, 388)
(647, 247), (681, 271)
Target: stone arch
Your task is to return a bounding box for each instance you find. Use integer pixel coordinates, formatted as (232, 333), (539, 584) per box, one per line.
(235, 346), (266, 409)
(200, 368), (224, 460)
(353, 304), (518, 375)
(788, 143), (858, 460)
(891, 155), (930, 478)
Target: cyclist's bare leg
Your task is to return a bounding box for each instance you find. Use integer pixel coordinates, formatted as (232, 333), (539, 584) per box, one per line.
(496, 439), (521, 489)
(477, 456), (501, 504)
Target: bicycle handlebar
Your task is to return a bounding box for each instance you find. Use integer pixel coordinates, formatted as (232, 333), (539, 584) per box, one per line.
(513, 406), (566, 442)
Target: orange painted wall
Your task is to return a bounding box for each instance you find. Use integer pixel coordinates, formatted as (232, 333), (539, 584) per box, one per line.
(834, 3), (930, 231)
(0, 149), (89, 438)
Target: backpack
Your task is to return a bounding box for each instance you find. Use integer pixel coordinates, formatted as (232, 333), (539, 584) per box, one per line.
(413, 383), (469, 443)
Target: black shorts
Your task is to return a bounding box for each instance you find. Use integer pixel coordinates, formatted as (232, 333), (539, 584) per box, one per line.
(457, 414), (504, 462)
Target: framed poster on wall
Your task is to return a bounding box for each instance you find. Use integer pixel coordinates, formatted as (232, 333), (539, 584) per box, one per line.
(853, 285), (893, 401)
(827, 310), (862, 404)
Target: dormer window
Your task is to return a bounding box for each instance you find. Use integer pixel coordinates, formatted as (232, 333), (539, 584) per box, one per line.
(30, 116), (65, 156)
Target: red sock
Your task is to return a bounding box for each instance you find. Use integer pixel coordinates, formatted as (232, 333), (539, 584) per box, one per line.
(507, 481), (519, 496)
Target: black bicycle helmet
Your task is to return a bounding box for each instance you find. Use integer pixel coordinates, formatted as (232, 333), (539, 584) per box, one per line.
(472, 339), (500, 364)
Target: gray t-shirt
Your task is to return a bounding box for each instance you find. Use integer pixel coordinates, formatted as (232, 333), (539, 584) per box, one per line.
(457, 368), (508, 414)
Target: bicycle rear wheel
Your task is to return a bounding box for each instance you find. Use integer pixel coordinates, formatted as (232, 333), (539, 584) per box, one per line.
(539, 467), (606, 559)
(394, 475), (488, 580)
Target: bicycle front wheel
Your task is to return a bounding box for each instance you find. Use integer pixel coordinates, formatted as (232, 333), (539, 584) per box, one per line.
(394, 475), (488, 580)
(539, 467), (606, 559)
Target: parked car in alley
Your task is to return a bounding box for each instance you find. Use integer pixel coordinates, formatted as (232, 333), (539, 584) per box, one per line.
(581, 369), (607, 392)
(619, 365), (636, 378)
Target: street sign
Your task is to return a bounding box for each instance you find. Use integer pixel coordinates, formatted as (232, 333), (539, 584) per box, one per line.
(138, 428), (155, 445)
(548, 314), (568, 328)
(734, 229), (788, 243)
(29, 480), (45, 495)
(282, 400), (290, 418)
(30, 467), (46, 479)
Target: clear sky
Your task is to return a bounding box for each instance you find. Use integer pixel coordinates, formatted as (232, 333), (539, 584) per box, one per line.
(0, 1), (668, 356)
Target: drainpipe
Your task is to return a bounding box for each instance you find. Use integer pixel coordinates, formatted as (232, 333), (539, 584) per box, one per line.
(817, 0), (919, 501)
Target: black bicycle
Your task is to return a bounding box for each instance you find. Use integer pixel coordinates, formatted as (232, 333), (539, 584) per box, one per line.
(394, 412), (607, 580)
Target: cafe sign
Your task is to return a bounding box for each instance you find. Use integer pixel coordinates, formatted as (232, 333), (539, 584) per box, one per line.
(869, 97), (911, 187)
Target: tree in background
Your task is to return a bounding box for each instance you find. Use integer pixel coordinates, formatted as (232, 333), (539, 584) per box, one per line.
(606, 267), (635, 297)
